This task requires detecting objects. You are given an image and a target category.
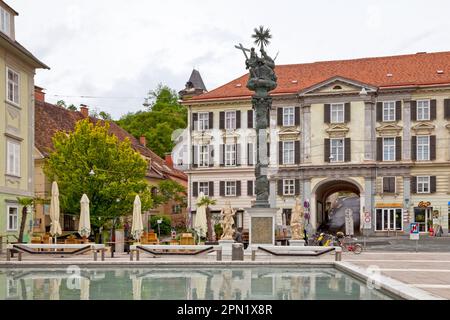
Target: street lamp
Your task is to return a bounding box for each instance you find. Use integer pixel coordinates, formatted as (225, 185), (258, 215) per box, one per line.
(157, 219), (162, 238)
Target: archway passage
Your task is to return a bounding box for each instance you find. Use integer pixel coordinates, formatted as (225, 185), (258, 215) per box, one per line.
(315, 180), (361, 235)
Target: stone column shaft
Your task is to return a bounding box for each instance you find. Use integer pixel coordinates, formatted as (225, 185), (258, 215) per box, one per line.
(364, 101), (375, 160)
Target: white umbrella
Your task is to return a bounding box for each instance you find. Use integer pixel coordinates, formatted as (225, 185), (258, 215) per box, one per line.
(78, 194), (91, 241)
(49, 181), (62, 243)
(194, 192), (208, 238)
(80, 278), (90, 300)
(132, 276), (142, 300)
(131, 195), (144, 241)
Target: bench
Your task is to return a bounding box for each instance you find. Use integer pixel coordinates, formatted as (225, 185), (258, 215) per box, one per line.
(6, 244), (107, 261)
(129, 244), (222, 261)
(251, 245), (342, 261)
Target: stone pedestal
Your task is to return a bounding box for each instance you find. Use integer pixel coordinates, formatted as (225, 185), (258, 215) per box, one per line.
(289, 240), (305, 246)
(218, 239), (235, 256)
(247, 207), (277, 248)
(115, 229), (124, 253)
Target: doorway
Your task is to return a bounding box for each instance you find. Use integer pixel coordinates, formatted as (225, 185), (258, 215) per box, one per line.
(313, 179), (362, 234)
(414, 207), (432, 232)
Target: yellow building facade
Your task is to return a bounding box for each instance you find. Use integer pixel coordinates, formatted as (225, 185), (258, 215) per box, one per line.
(0, 1), (47, 244)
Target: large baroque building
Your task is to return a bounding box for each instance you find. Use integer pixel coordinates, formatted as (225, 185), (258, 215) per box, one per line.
(177, 51), (450, 236)
(0, 1), (48, 242)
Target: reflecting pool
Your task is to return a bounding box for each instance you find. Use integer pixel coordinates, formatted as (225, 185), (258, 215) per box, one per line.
(0, 267), (394, 300)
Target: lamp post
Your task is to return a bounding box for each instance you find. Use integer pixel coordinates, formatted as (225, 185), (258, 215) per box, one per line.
(157, 219), (162, 238)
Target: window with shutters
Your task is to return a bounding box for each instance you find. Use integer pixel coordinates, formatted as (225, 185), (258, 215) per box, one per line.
(7, 205), (18, 231)
(383, 177), (396, 193)
(198, 112), (209, 131)
(225, 144), (236, 166)
(225, 181), (236, 196)
(383, 137), (396, 161)
(282, 107), (295, 126)
(0, 7), (10, 37)
(417, 136), (430, 161)
(225, 111), (236, 130)
(330, 103), (344, 123)
(6, 140), (20, 176)
(417, 100), (430, 121)
(198, 145), (209, 167)
(199, 182), (210, 196)
(383, 101), (396, 122)
(417, 176), (430, 193)
(330, 138), (344, 162)
(283, 179), (295, 196)
(7, 67), (19, 105)
(283, 141), (295, 164)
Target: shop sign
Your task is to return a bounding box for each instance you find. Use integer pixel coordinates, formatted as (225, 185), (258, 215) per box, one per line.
(363, 211), (371, 229)
(409, 223), (419, 240)
(418, 201), (431, 208)
(375, 203), (402, 208)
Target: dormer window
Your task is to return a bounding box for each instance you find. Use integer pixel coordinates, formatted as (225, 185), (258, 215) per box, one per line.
(0, 7), (11, 37)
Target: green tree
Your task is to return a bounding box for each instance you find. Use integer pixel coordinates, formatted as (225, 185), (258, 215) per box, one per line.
(56, 100), (77, 111)
(44, 118), (153, 232)
(152, 180), (186, 208)
(116, 84), (187, 157)
(150, 215), (171, 235)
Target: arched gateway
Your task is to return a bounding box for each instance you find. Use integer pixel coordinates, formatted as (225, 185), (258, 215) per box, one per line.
(309, 178), (365, 235)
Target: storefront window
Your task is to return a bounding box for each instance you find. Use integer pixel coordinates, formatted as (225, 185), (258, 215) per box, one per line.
(375, 208), (402, 231)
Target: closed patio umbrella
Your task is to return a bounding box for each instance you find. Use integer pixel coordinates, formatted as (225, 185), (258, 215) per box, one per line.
(49, 181), (62, 243)
(194, 192), (207, 238)
(132, 276), (142, 300)
(78, 194), (91, 242)
(131, 195), (144, 241)
(80, 278), (90, 300)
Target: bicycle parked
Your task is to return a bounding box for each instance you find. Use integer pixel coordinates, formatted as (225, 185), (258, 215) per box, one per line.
(335, 232), (363, 254)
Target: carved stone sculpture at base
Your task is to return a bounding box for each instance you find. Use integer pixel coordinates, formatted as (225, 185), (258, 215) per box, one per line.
(220, 201), (236, 240)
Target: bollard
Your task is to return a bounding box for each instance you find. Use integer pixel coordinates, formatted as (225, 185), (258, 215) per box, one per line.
(216, 248), (222, 261)
(335, 248), (342, 261)
(232, 243), (244, 261)
(251, 248), (256, 261)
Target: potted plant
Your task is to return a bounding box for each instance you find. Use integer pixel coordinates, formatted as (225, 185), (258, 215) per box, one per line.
(214, 223), (223, 241)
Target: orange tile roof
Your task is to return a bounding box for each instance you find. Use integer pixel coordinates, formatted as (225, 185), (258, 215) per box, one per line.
(35, 100), (187, 182)
(190, 51), (450, 102)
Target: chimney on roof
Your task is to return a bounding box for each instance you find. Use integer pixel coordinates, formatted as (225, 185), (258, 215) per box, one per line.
(34, 86), (45, 103)
(139, 135), (146, 146)
(165, 153), (173, 168)
(80, 104), (89, 117)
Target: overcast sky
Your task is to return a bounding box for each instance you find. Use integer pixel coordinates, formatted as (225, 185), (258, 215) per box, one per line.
(12, 0), (450, 119)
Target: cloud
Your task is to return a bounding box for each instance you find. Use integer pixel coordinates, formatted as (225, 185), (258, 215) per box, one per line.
(9, 0), (450, 120)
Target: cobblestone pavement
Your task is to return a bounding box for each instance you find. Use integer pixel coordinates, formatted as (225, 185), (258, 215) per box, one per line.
(351, 235), (450, 252)
(344, 252), (450, 299)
